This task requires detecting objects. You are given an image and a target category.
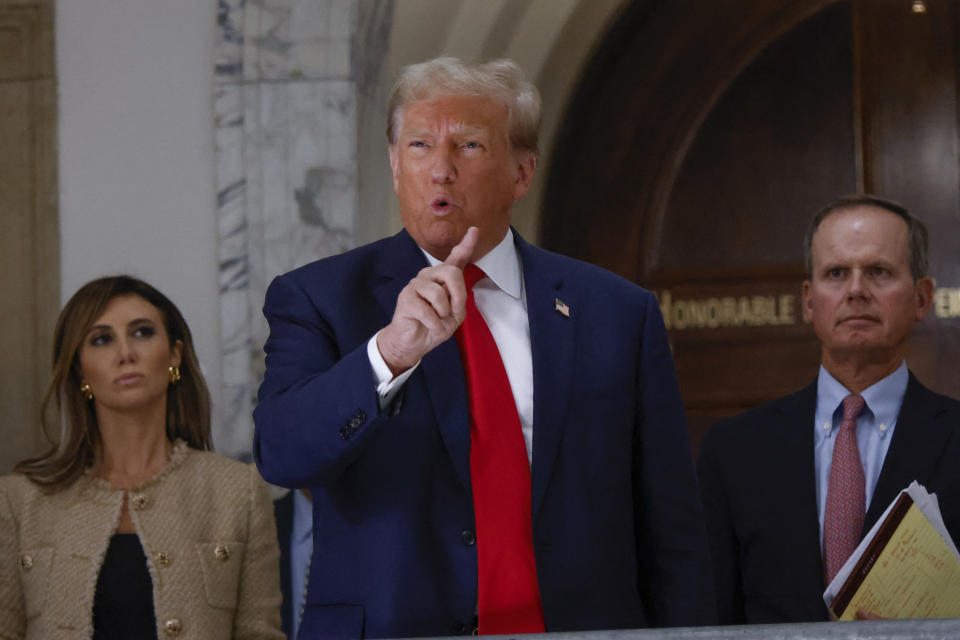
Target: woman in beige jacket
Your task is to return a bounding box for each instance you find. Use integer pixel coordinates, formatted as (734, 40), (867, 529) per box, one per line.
(0, 276), (284, 640)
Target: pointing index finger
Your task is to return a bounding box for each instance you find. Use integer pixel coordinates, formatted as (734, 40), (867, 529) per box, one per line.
(444, 227), (479, 270)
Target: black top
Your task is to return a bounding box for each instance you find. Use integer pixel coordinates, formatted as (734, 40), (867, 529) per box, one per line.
(92, 533), (157, 639)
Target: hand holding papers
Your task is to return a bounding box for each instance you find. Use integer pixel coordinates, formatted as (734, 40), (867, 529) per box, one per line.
(824, 481), (960, 620)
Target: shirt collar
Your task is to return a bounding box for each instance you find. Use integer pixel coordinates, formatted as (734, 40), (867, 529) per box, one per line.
(815, 361), (908, 435)
(292, 489), (313, 543)
(421, 228), (522, 299)
(861, 361), (909, 431)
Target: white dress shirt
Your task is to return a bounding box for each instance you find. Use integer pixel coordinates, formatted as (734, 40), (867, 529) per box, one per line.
(366, 229), (535, 463)
(813, 361), (907, 551)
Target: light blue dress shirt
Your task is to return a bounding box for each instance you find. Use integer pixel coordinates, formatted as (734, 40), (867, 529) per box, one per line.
(290, 490), (314, 640)
(814, 361), (908, 552)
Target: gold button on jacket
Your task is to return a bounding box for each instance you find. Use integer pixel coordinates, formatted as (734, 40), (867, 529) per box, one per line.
(164, 617), (182, 636)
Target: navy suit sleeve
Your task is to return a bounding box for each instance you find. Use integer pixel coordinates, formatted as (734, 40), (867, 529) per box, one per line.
(253, 272), (389, 488)
(697, 424), (745, 624)
(632, 293), (716, 626)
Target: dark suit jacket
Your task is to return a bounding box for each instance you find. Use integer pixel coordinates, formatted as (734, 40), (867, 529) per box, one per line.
(698, 373), (960, 624)
(253, 229), (714, 638)
(273, 491), (294, 638)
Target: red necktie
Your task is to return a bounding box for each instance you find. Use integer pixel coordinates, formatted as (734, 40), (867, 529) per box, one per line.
(455, 264), (545, 635)
(823, 393), (867, 583)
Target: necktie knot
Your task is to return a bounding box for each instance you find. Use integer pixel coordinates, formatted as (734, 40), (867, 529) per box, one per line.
(841, 394), (866, 426)
(463, 264), (486, 290)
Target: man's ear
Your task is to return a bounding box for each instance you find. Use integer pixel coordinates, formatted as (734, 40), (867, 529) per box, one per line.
(388, 145), (400, 194)
(801, 280), (813, 323)
(512, 151), (537, 201)
(915, 275), (935, 321)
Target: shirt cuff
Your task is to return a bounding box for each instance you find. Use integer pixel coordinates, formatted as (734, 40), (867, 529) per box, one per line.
(367, 331), (418, 410)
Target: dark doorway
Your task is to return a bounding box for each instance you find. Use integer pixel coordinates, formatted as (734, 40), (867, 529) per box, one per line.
(543, 0), (960, 452)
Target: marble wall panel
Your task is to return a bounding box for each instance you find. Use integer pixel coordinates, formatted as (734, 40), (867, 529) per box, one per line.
(243, 0), (355, 81)
(216, 0), (245, 80)
(214, 0), (358, 459)
(248, 80), (357, 367)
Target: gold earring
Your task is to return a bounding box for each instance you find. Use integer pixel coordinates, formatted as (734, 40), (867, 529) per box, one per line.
(168, 366), (182, 385)
(80, 383), (94, 401)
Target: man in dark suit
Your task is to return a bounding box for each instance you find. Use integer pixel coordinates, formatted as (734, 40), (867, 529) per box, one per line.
(698, 195), (960, 624)
(253, 56), (713, 638)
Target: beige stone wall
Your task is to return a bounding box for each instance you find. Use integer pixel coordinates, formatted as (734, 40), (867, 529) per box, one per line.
(0, 0), (58, 473)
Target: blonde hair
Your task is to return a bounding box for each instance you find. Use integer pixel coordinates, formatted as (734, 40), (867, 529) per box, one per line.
(386, 57), (541, 153)
(15, 276), (212, 490)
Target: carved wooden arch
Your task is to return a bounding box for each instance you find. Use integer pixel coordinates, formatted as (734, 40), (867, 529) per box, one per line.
(542, 0), (960, 446)
(541, 0), (842, 282)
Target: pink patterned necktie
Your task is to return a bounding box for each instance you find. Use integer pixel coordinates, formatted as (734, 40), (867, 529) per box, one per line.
(823, 393), (867, 583)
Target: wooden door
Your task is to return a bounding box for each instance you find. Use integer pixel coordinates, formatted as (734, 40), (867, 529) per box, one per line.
(542, 0), (960, 452)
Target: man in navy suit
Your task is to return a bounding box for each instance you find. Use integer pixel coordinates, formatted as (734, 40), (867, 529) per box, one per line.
(254, 56), (714, 638)
(698, 196), (960, 624)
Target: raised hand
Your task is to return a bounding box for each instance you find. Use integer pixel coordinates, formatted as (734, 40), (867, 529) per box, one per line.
(377, 227), (479, 376)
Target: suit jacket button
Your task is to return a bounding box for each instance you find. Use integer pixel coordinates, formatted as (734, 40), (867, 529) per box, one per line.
(20, 555), (33, 570)
(155, 551), (171, 567)
(461, 529), (476, 546)
(130, 494), (149, 510)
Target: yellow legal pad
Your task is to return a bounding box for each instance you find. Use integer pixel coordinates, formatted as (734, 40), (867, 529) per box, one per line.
(830, 493), (960, 620)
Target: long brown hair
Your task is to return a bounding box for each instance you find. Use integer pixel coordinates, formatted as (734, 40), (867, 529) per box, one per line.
(15, 275), (212, 490)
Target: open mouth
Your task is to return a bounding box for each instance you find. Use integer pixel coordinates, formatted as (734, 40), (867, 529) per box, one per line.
(430, 196), (454, 213)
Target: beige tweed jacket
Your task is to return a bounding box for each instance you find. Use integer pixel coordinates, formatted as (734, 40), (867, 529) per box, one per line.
(0, 440), (284, 640)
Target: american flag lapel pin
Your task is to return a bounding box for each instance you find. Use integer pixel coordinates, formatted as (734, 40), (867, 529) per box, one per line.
(554, 298), (571, 318)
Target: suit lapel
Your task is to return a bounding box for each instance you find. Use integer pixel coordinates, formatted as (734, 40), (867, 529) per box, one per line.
(516, 236), (576, 519)
(373, 231), (472, 493)
(420, 342), (472, 493)
(776, 383), (827, 584)
(865, 374), (953, 530)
